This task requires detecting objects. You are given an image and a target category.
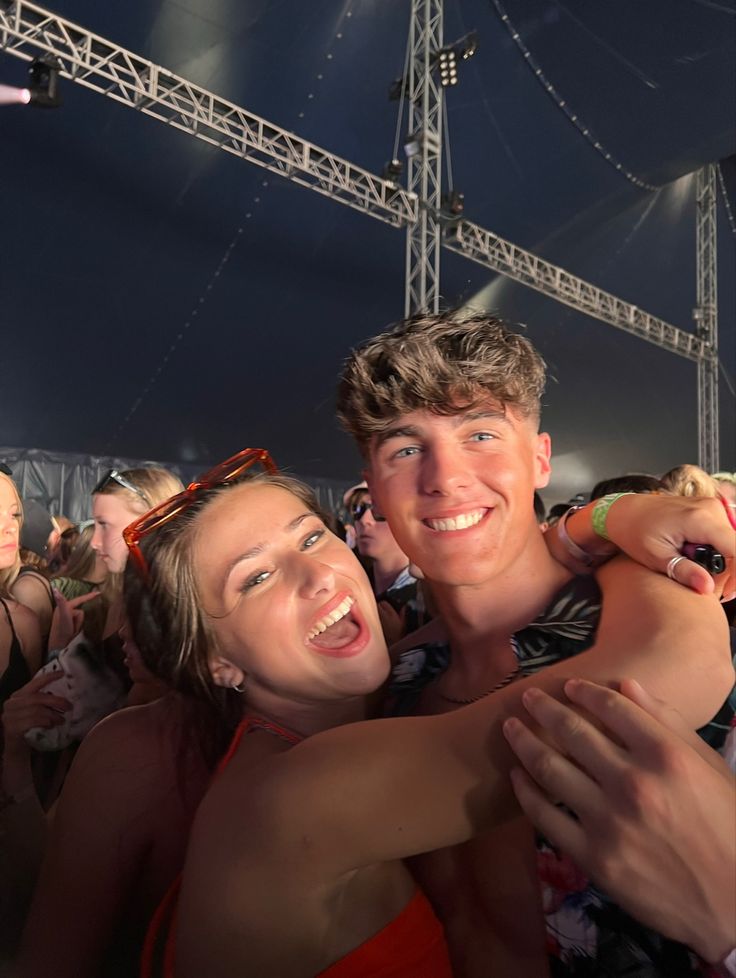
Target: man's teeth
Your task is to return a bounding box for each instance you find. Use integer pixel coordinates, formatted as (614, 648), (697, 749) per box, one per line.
(426, 510), (485, 532)
(307, 596), (355, 640)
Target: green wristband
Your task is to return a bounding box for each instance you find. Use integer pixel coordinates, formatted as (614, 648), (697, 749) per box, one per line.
(591, 492), (635, 541)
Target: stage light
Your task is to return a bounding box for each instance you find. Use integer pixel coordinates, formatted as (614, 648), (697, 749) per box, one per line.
(441, 190), (465, 217)
(27, 58), (62, 108)
(382, 158), (404, 181)
(388, 77), (406, 101)
(0, 83), (31, 106)
(404, 129), (440, 158)
(459, 31), (478, 60)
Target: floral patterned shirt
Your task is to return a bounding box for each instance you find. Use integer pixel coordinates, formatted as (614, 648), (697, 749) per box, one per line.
(386, 575), (734, 977)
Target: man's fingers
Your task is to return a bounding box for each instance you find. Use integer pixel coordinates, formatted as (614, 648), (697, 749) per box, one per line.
(617, 678), (690, 736)
(515, 686), (638, 792)
(563, 679), (685, 759)
(509, 766), (588, 862)
(503, 713), (602, 812)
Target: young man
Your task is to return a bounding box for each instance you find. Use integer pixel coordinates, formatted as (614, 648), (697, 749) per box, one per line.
(337, 312), (734, 977)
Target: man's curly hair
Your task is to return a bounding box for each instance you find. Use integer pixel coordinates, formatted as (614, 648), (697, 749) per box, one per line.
(336, 312), (547, 453)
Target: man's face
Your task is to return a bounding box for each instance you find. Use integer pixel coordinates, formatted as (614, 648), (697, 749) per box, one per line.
(364, 399), (551, 588)
(350, 491), (408, 569)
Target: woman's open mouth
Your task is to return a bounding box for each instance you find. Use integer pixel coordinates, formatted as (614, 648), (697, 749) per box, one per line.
(306, 594), (369, 658)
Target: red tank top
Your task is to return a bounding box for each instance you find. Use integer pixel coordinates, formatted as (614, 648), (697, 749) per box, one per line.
(141, 716), (453, 978)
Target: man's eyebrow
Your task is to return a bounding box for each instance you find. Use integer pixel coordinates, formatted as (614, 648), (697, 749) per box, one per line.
(461, 408), (511, 426)
(223, 512), (315, 580)
(375, 409), (510, 449)
(374, 425), (420, 449)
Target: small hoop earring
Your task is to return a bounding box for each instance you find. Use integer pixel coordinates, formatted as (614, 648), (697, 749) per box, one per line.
(232, 681), (245, 693)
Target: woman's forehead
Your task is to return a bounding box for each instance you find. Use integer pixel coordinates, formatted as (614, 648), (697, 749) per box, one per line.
(196, 481), (306, 538)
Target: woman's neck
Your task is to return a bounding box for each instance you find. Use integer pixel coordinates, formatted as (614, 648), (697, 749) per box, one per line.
(243, 685), (370, 740)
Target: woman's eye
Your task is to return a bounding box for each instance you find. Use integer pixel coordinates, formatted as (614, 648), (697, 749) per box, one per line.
(302, 529), (325, 550)
(244, 570), (271, 589)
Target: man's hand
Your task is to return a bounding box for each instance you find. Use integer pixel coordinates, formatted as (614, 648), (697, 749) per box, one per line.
(503, 678), (736, 965)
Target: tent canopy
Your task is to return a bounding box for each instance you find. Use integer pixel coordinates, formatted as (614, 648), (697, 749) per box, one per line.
(2, 0), (734, 501)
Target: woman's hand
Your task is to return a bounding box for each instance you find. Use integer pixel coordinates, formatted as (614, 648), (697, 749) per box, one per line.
(2, 670), (72, 747)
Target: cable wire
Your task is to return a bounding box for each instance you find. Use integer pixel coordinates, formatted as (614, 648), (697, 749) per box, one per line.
(488, 0), (659, 192)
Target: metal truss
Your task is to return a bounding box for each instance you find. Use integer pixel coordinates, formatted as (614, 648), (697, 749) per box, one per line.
(404, 0), (444, 315)
(443, 218), (708, 361)
(0, 0), (417, 228)
(695, 165), (719, 471)
(1, 0), (722, 456)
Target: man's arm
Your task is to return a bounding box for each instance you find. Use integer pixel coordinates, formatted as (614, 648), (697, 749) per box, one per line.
(504, 677), (736, 967)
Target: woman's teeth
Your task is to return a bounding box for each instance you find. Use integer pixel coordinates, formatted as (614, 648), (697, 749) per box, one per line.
(307, 596), (355, 641)
(426, 509), (486, 532)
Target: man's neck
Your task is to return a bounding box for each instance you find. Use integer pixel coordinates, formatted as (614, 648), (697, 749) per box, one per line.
(429, 533), (572, 673)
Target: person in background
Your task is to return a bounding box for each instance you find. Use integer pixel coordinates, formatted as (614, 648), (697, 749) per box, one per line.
(712, 472), (736, 511)
(345, 480), (426, 642)
(0, 473), (43, 711)
(589, 472), (664, 499)
(660, 463), (720, 499)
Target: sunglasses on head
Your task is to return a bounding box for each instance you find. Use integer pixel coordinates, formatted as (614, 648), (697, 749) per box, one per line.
(350, 500), (386, 523)
(93, 469), (150, 504)
(123, 448), (277, 581)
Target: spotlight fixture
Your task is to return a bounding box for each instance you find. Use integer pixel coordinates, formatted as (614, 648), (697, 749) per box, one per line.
(382, 158), (404, 182)
(404, 129), (441, 159)
(458, 30), (479, 61)
(388, 77), (407, 101)
(441, 190), (465, 217)
(27, 57), (62, 108)
(437, 48), (458, 87)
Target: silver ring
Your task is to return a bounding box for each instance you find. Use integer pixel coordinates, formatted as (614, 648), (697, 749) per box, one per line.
(666, 555), (687, 581)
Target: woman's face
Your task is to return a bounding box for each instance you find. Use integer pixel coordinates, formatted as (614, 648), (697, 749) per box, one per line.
(0, 477), (21, 569)
(91, 493), (140, 573)
(194, 483), (390, 703)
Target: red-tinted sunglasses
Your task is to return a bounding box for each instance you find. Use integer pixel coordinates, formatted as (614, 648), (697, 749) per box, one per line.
(123, 448), (277, 580)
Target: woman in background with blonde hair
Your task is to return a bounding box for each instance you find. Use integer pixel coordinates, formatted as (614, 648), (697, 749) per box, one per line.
(0, 472), (42, 710)
(660, 463), (720, 499)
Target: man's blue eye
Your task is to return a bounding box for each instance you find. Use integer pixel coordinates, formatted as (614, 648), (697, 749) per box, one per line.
(395, 445), (420, 458)
(470, 432), (494, 441)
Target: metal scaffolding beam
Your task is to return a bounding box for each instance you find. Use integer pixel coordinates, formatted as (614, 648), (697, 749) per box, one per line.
(404, 0), (443, 315)
(2, 0), (720, 458)
(442, 218), (707, 361)
(0, 0), (417, 228)
(695, 164), (719, 471)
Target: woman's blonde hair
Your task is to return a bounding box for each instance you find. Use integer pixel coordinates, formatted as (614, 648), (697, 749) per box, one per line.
(0, 473), (23, 598)
(93, 467), (185, 516)
(660, 464), (719, 499)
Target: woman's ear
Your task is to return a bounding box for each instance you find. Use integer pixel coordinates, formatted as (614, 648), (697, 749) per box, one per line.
(209, 655), (246, 690)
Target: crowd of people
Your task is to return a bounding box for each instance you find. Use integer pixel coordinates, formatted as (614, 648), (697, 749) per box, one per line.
(0, 312), (734, 978)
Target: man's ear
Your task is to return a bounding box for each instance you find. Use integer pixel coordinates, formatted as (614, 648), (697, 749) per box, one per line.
(534, 432), (552, 490)
(209, 655), (246, 690)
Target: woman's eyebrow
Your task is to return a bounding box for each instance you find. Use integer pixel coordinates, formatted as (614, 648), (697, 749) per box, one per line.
(223, 512), (315, 581)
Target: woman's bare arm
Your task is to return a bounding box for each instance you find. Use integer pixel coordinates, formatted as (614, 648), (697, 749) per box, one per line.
(197, 558), (732, 876)
(17, 707), (166, 978)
